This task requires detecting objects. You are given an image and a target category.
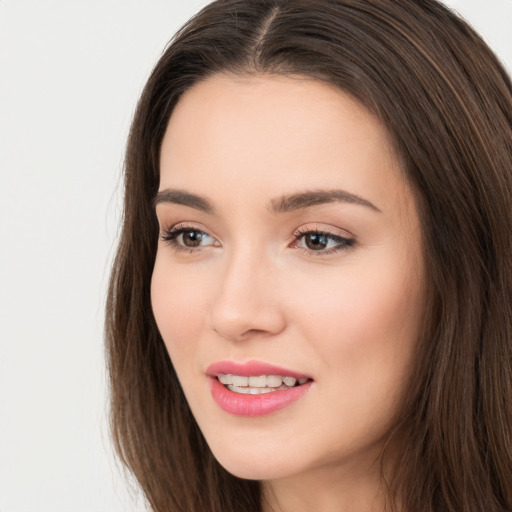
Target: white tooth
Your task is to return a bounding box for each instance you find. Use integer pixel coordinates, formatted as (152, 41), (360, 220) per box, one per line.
(248, 375), (267, 387)
(227, 385), (247, 393)
(282, 376), (297, 387)
(231, 375), (249, 387)
(298, 378), (308, 385)
(228, 385), (275, 394)
(218, 374), (233, 385)
(267, 375), (283, 387)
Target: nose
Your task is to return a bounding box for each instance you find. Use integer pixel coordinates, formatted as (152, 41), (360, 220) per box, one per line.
(209, 249), (286, 342)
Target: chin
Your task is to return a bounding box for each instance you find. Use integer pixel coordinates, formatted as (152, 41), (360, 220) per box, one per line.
(206, 437), (300, 481)
(215, 455), (290, 481)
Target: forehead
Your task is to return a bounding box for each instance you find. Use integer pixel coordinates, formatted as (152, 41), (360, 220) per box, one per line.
(159, 74), (406, 215)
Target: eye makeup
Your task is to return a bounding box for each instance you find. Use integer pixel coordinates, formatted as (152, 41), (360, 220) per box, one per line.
(160, 221), (356, 258)
(290, 227), (355, 256)
(160, 222), (218, 253)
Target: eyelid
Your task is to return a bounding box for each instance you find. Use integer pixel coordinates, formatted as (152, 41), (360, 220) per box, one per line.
(160, 221), (220, 249)
(160, 221), (212, 237)
(290, 223), (356, 256)
(160, 221), (208, 233)
(293, 223), (355, 240)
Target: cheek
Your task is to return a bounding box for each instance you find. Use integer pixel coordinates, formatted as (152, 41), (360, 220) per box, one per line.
(290, 247), (424, 394)
(306, 245), (422, 335)
(282, 253), (424, 457)
(150, 257), (212, 367)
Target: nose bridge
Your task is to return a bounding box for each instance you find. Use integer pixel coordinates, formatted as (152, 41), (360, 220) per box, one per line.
(209, 243), (285, 341)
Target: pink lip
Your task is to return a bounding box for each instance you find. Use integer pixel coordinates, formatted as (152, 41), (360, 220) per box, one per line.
(206, 360), (311, 379)
(206, 360), (313, 417)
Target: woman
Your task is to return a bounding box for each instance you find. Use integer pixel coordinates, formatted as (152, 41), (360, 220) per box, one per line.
(105, 0), (512, 510)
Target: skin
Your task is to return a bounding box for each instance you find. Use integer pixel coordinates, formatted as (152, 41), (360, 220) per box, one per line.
(151, 74), (425, 512)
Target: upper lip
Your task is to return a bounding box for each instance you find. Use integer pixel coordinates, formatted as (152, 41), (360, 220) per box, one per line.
(206, 360), (312, 379)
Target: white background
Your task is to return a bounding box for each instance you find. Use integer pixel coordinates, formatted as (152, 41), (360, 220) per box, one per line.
(0, 1), (510, 511)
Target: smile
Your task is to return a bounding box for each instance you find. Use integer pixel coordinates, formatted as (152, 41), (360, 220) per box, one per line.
(207, 361), (313, 416)
(218, 374), (310, 394)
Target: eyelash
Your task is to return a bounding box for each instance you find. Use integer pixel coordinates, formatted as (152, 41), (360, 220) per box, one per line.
(160, 224), (355, 256)
(161, 223), (215, 253)
(291, 227), (355, 256)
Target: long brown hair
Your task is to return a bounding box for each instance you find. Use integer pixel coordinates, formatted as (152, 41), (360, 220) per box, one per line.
(105, 1), (512, 510)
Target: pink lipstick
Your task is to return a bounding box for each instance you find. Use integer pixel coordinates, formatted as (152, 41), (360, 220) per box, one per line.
(207, 360), (313, 416)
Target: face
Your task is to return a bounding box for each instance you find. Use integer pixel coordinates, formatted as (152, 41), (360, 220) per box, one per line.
(151, 74), (425, 487)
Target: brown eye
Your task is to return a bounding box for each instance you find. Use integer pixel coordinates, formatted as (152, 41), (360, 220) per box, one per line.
(181, 230), (204, 247)
(161, 227), (216, 249)
(304, 233), (328, 250)
(293, 230), (355, 254)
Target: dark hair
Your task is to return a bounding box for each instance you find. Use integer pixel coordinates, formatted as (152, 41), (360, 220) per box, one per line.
(105, 1), (512, 510)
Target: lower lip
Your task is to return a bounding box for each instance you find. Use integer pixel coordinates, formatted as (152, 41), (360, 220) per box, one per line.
(209, 377), (312, 417)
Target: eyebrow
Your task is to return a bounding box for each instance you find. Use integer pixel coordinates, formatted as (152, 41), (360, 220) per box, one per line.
(153, 188), (215, 214)
(270, 189), (381, 214)
(153, 187), (381, 214)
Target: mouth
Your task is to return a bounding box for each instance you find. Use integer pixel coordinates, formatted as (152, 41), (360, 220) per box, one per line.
(217, 374), (311, 395)
(207, 361), (314, 416)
